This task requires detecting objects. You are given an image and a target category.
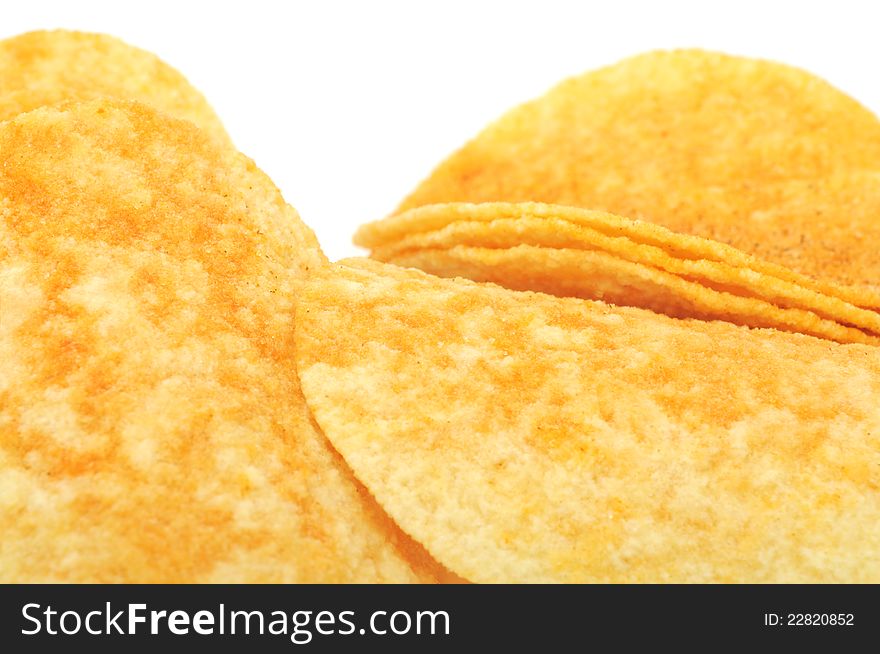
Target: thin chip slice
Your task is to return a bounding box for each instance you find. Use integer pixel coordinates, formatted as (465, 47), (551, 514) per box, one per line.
(0, 100), (449, 582)
(384, 245), (879, 345)
(0, 30), (229, 143)
(394, 50), (880, 289)
(359, 203), (880, 343)
(358, 202), (880, 307)
(295, 259), (880, 583)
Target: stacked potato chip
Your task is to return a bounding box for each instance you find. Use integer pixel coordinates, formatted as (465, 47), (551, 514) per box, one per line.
(2, 34), (878, 583)
(316, 50), (880, 582)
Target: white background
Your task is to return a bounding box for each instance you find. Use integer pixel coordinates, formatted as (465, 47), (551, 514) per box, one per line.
(4, 0), (880, 261)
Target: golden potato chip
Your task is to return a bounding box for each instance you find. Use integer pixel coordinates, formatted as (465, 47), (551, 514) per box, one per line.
(358, 202), (880, 306)
(394, 50), (880, 288)
(360, 203), (880, 344)
(384, 245), (879, 345)
(0, 100), (449, 582)
(0, 30), (229, 143)
(295, 259), (880, 583)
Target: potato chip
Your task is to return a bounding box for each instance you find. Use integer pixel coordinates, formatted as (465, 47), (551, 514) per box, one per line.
(394, 50), (880, 288)
(358, 202), (880, 305)
(384, 246), (878, 345)
(295, 259), (880, 583)
(0, 100), (450, 582)
(360, 202), (880, 344)
(0, 30), (229, 143)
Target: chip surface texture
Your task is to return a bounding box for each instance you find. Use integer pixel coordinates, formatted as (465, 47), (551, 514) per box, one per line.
(296, 260), (880, 583)
(396, 50), (880, 290)
(0, 100), (444, 582)
(0, 30), (230, 143)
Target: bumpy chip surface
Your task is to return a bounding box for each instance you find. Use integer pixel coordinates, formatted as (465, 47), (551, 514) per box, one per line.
(395, 50), (880, 290)
(359, 202), (880, 344)
(0, 100), (448, 582)
(0, 30), (229, 143)
(296, 259), (880, 583)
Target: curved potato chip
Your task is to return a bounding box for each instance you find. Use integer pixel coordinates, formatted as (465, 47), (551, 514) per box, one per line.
(384, 245), (879, 345)
(0, 30), (229, 143)
(0, 100), (448, 582)
(395, 50), (880, 289)
(296, 259), (880, 583)
(360, 203), (880, 343)
(358, 202), (880, 306)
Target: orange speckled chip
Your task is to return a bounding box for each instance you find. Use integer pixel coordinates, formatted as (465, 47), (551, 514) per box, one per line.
(0, 100), (449, 583)
(395, 50), (880, 289)
(295, 259), (880, 583)
(358, 203), (880, 345)
(0, 30), (230, 143)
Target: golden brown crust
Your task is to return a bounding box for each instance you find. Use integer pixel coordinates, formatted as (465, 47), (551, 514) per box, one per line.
(0, 100), (443, 582)
(296, 259), (880, 583)
(0, 30), (230, 144)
